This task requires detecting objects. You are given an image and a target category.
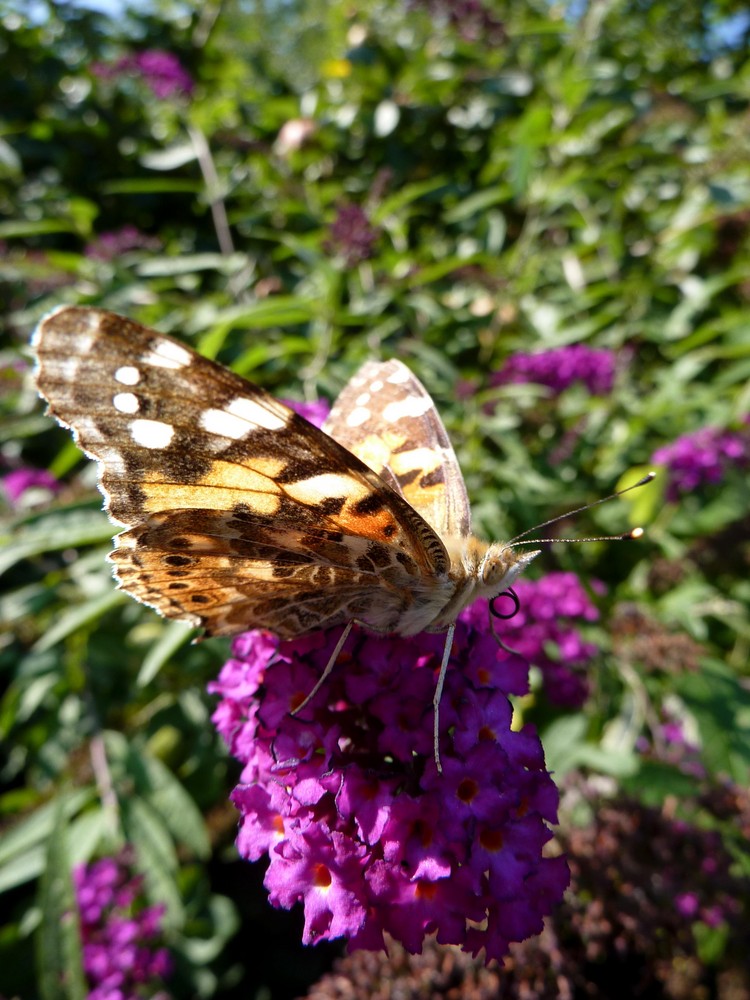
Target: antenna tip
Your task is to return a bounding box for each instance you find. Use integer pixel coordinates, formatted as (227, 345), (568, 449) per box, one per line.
(625, 527), (644, 540)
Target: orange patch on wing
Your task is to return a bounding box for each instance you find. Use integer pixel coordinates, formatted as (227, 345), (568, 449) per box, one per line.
(402, 478), (447, 509)
(336, 505), (399, 541)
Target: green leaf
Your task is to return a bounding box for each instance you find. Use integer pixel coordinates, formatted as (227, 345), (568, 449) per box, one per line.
(540, 714), (588, 776)
(140, 142), (197, 170)
(35, 798), (87, 1000)
(0, 845), (46, 894)
(0, 789), (94, 872)
(33, 590), (128, 652)
(0, 220), (78, 238)
(121, 796), (183, 922)
(677, 658), (750, 784)
(180, 894), (240, 964)
(0, 510), (113, 577)
(136, 620), (196, 686)
(126, 745), (210, 859)
(136, 253), (247, 277)
(442, 188), (508, 224)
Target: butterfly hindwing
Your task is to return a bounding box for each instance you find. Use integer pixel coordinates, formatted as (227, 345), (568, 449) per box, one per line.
(33, 307), (451, 636)
(324, 359), (471, 539)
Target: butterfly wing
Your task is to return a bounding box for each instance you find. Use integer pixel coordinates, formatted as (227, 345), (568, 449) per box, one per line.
(324, 359), (471, 539)
(33, 307), (451, 637)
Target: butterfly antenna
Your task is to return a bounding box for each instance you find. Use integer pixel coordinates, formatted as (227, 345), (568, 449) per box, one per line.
(508, 472), (655, 547)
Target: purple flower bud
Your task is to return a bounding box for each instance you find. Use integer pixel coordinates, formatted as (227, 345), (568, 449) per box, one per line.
(324, 204), (380, 266)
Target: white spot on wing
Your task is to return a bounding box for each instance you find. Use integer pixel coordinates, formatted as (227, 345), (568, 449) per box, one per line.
(201, 407), (248, 440)
(143, 339), (192, 369)
(369, 379), (384, 392)
(346, 406), (371, 427)
(382, 396), (432, 421)
(386, 366), (410, 384)
(226, 396), (287, 431)
(355, 392), (371, 406)
(115, 365), (141, 386)
(113, 392), (139, 414)
(285, 473), (368, 504)
(130, 418), (175, 449)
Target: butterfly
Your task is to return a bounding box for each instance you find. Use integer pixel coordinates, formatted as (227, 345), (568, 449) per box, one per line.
(34, 306), (542, 763)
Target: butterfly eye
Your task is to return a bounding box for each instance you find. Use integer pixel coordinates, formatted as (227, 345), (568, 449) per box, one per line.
(489, 588), (520, 621)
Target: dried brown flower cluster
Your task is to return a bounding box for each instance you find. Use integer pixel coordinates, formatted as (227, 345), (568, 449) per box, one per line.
(303, 795), (750, 1000)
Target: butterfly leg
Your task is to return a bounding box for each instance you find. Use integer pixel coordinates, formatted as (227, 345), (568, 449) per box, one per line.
(432, 623), (455, 774)
(290, 620), (356, 717)
(291, 619), (454, 774)
(289, 617), (405, 718)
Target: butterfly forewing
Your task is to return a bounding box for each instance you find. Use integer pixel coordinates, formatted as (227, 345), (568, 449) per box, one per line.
(33, 307), (451, 637)
(324, 359), (471, 539)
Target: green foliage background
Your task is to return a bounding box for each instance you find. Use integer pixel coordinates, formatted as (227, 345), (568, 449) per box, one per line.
(1, 0), (749, 996)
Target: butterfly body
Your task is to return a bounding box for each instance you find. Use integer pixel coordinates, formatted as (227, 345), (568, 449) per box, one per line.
(32, 307), (537, 642)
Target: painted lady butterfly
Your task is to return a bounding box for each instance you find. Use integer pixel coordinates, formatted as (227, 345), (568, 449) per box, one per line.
(33, 305), (538, 648)
(34, 308), (653, 763)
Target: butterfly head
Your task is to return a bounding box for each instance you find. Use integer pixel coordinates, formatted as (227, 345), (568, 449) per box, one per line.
(479, 542), (540, 597)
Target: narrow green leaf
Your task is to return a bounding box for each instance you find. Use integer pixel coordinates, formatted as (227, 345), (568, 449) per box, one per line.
(0, 510), (113, 577)
(0, 220), (77, 238)
(540, 715), (588, 776)
(677, 658), (750, 784)
(101, 178), (201, 194)
(33, 590), (128, 651)
(35, 799), (87, 1000)
(136, 253), (247, 277)
(121, 796), (183, 922)
(180, 894), (240, 964)
(140, 142), (197, 170)
(136, 620), (196, 686)
(0, 789), (94, 868)
(442, 189), (507, 223)
(125, 745), (210, 858)
(0, 845), (46, 893)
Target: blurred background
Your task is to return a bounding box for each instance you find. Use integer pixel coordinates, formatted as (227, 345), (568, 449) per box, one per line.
(1, 0), (749, 997)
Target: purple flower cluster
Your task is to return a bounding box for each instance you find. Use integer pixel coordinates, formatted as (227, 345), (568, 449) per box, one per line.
(410, 0), (506, 44)
(324, 204), (380, 267)
(2, 467), (60, 507)
(651, 424), (749, 501)
(85, 226), (162, 262)
(465, 573), (601, 708)
(92, 50), (194, 100)
(491, 345), (616, 396)
(210, 616), (568, 963)
(74, 850), (173, 1000)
